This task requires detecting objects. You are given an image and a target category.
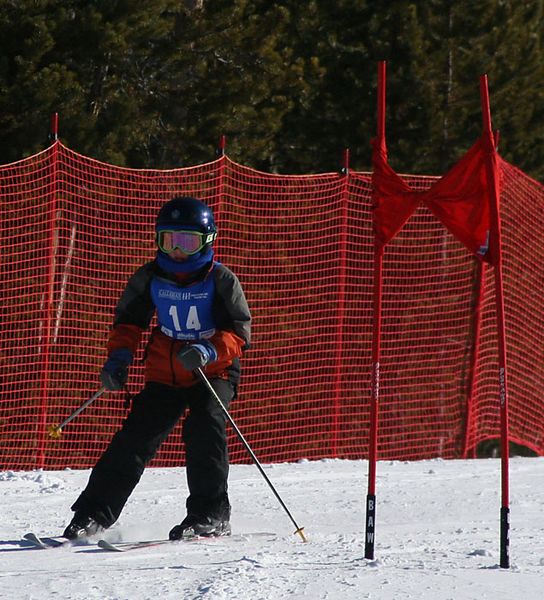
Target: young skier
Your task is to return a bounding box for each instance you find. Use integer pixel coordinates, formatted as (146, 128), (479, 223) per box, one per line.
(63, 196), (251, 540)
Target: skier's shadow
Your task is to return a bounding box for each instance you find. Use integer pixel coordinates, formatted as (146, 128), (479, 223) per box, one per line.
(0, 539), (130, 554)
(0, 539), (44, 552)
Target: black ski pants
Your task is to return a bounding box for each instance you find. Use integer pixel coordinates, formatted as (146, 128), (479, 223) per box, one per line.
(71, 379), (235, 528)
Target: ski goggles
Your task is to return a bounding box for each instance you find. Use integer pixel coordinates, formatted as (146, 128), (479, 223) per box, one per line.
(157, 229), (217, 255)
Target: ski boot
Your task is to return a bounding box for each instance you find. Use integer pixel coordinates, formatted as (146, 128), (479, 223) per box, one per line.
(63, 513), (104, 540)
(169, 514), (231, 540)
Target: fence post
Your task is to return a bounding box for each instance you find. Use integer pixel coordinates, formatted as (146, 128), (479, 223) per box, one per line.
(213, 135), (227, 257)
(332, 148), (350, 458)
(48, 113), (59, 143)
(37, 113), (60, 468)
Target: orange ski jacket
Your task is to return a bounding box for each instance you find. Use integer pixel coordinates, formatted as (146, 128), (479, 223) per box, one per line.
(106, 260), (251, 387)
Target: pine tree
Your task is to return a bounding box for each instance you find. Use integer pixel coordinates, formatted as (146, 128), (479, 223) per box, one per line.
(270, 0), (544, 179)
(141, 0), (320, 169)
(270, 0), (435, 174)
(0, 0), (542, 180)
(407, 0), (544, 178)
(0, 0), (180, 164)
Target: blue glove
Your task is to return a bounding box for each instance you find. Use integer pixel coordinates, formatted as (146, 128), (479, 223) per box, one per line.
(100, 349), (133, 391)
(177, 341), (218, 371)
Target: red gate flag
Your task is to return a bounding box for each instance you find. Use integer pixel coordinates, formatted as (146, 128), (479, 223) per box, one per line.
(372, 136), (498, 265)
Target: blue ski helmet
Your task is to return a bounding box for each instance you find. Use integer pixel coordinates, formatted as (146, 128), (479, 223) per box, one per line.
(155, 196), (217, 253)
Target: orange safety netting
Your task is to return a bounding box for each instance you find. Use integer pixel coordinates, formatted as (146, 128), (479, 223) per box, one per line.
(1, 141), (543, 469)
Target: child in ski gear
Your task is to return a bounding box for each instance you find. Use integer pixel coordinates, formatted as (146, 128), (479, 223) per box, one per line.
(63, 196), (251, 540)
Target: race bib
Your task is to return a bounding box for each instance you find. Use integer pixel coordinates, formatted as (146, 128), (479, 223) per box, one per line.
(151, 275), (216, 340)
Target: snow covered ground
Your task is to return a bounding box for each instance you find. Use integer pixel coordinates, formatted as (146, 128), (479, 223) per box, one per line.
(1, 457), (542, 599)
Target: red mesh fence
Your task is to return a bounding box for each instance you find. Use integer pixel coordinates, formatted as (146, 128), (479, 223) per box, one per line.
(468, 160), (544, 455)
(1, 141), (543, 470)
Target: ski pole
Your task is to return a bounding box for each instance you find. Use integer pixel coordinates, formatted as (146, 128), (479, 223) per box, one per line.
(195, 368), (307, 542)
(48, 387), (107, 439)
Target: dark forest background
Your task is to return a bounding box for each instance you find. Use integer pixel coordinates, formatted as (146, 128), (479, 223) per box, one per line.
(1, 0), (542, 180)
